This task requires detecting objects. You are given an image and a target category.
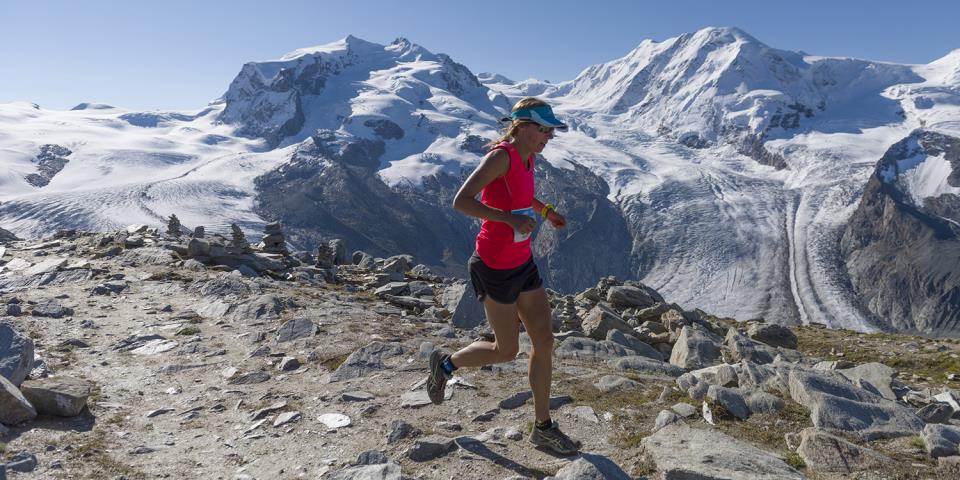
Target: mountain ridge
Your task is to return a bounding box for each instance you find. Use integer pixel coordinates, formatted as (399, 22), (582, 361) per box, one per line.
(1, 26), (958, 334)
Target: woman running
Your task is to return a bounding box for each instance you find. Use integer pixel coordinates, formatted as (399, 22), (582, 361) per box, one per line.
(426, 97), (580, 455)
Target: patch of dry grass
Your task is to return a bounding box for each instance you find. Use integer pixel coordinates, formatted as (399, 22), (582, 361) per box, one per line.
(795, 325), (960, 383)
(566, 375), (672, 448)
(67, 413), (147, 480)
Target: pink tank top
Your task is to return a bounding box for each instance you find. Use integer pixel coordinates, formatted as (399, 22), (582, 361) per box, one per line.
(476, 142), (536, 269)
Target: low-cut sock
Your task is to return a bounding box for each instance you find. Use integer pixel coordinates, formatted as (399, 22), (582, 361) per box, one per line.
(441, 355), (457, 375)
(535, 418), (553, 430)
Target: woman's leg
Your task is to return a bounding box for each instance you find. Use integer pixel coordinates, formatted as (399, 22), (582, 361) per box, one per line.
(449, 297), (521, 368)
(516, 287), (554, 423)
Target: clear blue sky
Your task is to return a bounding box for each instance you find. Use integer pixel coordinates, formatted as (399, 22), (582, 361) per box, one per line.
(2, 0), (958, 111)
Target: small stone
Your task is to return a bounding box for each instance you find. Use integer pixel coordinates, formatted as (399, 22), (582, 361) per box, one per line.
(273, 411), (302, 427)
(388, 420), (422, 444)
(472, 409), (498, 422)
(249, 401), (286, 421)
(318, 413), (351, 429)
(401, 389), (450, 408)
(435, 421), (462, 432)
(353, 450), (388, 466)
(341, 391), (375, 402)
(129, 446), (155, 455)
(146, 408), (174, 418)
(277, 357), (300, 371)
(653, 409), (682, 432)
(499, 390), (533, 410)
(406, 435), (456, 462)
(573, 406), (599, 424)
(5, 452), (37, 472)
(671, 403), (697, 418)
(228, 371), (270, 385)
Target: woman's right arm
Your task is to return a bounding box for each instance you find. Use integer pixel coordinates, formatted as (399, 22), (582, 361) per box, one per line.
(452, 150), (535, 234)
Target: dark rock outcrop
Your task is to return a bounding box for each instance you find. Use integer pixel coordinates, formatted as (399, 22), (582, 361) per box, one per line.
(0, 227), (19, 243)
(840, 130), (960, 333)
(255, 138), (637, 289)
(25, 144), (72, 188)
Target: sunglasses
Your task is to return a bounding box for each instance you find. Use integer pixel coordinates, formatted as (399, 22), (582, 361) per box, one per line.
(534, 125), (555, 135)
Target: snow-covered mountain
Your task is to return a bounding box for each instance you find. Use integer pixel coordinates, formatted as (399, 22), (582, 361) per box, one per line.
(1, 27), (958, 333)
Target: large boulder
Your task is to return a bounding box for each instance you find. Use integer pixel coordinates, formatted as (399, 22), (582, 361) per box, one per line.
(634, 304), (674, 324)
(641, 423), (803, 479)
(797, 427), (894, 473)
(581, 305), (633, 340)
(187, 238), (211, 257)
(837, 362), (901, 401)
(922, 423), (960, 458)
(0, 323), (34, 386)
(747, 322), (798, 349)
(722, 328), (776, 365)
(788, 369), (923, 440)
(19, 377), (92, 417)
(606, 285), (659, 309)
(707, 385), (750, 420)
(738, 360), (794, 395)
(276, 318), (317, 343)
(745, 391), (786, 415)
(440, 283), (485, 330)
(917, 402), (954, 424)
(223, 294), (297, 323)
(669, 325), (722, 370)
(545, 455), (632, 480)
(0, 375), (36, 425)
(686, 364), (739, 388)
(605, 330), (662, 361)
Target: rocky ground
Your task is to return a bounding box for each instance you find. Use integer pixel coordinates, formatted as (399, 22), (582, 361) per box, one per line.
(2, 225), (960, 479)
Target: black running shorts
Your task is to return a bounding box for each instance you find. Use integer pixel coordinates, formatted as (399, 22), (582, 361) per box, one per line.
(468, 252), (543, 304)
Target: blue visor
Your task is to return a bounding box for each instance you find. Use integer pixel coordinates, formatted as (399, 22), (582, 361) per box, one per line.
(501, 105), (569, 132)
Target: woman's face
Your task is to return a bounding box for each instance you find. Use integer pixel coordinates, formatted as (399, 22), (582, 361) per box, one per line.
(517, 122), (555, 152)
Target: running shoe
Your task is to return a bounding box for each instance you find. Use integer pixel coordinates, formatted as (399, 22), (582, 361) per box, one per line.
(529, 420), (581, 456)
(426, 349), (451, 404)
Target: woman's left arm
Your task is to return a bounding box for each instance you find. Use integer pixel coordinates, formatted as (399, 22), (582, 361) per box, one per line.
(533, 197), (567, 229)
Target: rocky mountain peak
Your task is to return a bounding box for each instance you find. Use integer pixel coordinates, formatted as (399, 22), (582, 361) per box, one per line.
(387, 37), (435, 62)
(218, 35), (498, 149)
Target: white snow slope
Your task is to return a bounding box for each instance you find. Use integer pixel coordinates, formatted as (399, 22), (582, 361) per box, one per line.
(2, 27), (958, 330)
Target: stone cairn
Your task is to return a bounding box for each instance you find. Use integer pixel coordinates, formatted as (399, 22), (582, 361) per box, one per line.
(316, 242), (335, 269)
(557, 295), (581, 331)
(193, 226), (205, 238)
(166, 214), (182, 237)
(226, 223), (252, 255)
(314, 239), (348, 269)
(259, 222), (288, 254)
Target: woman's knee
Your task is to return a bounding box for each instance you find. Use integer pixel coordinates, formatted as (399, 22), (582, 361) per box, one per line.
(529, 331), (554, 352)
